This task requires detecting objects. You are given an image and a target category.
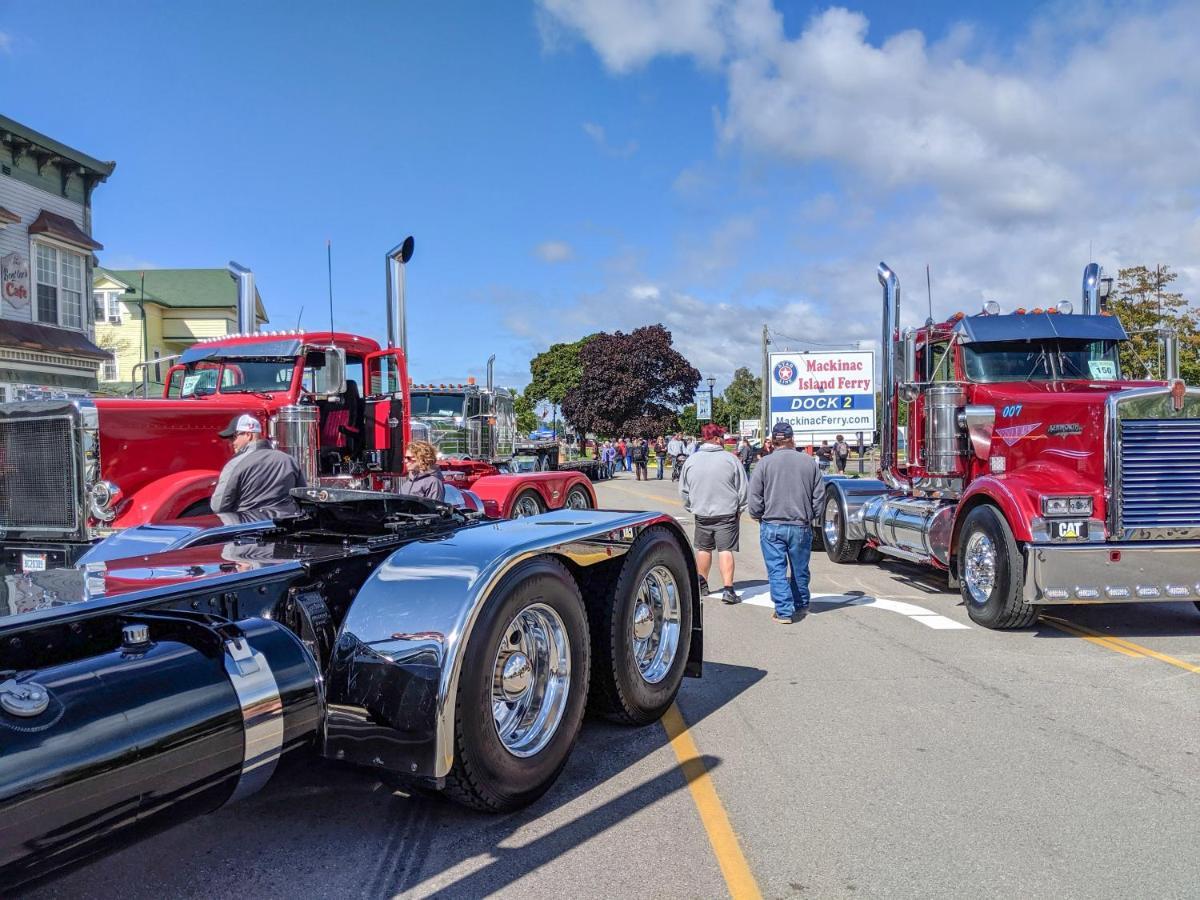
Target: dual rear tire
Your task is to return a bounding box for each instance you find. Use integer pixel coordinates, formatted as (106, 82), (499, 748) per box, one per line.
(445, 527), (693, 811)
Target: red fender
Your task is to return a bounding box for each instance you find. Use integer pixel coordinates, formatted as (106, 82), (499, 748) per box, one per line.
(112, 469), (221, 528)
(469, 471), (596, 518)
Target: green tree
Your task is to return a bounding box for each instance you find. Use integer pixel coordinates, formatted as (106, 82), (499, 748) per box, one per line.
(721, 367), (761, 424)
(1109, 265), (1199, 383)
(524, 334), (597, 409)
(512, 390), (538, 435)
(678, 403), (698, 435)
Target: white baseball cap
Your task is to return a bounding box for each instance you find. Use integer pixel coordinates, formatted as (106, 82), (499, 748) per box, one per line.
(219, 413), (262, 438)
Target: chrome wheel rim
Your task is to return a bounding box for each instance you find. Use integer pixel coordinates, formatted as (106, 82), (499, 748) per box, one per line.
(491, 603), (571, 758)
(512, 494), (542, 518)
(964, 531), (997, 606)
(565, 488), (590, 510)
(823, 497), (840, 547)
(631, 565), (681, 685)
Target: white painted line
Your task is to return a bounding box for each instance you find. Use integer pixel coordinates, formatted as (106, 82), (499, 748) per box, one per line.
(710, 587), (971, 630)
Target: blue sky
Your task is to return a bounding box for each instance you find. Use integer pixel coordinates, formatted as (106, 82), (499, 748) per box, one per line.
(2, 1), (1197, 396)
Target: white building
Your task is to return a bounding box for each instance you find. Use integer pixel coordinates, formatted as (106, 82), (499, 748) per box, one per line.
(0, 114), (115, 401)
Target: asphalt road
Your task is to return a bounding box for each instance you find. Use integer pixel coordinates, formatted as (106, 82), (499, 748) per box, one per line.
(27, 472), (1200, 899)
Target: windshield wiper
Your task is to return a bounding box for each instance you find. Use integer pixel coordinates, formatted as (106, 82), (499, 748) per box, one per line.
(1022, 348), (1050, 382)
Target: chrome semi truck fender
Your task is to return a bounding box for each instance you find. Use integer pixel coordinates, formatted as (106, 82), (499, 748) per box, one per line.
(323, 509), (697, 781)
(822, 476), (889, 541)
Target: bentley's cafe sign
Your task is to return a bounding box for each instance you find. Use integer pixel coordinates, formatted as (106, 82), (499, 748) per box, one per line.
(1, 252), (31, 311)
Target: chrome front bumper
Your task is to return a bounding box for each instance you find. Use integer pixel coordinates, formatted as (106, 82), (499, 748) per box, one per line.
(1025, 541), (1200, 604)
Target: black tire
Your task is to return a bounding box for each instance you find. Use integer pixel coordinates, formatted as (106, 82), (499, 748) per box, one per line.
(588, 526), (694, 726)
(564, 484), (592, 510)
(510, 490), (545, 519)
(822, 493), (863, 563)
(443, 557), (590, 812)
(957, 505), (1037, 629)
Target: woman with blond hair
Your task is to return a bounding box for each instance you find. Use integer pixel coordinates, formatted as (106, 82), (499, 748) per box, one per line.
(399, 440), (445, 501)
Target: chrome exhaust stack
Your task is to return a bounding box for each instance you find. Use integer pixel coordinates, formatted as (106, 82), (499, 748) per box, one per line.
(486, 354), (495, 392)
(228, 262), (257, 334)
(1081, 262), (1101, 316)
(385, 237), (415, 353)
(878, 262), (908, 489)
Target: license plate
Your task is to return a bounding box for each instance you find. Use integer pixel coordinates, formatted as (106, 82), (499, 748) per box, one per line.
(21, 552), (47, 572)
(1051, 520), (1088, 540)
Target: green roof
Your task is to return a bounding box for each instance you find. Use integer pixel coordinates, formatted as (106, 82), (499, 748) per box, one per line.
(95, 268), (268, 321)
(0, 114), (115, 179)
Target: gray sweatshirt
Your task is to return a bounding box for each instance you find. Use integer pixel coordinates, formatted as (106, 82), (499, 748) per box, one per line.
(678, 443), (747, 517)
(748, 447), (825, 526)
(211, 439), (305, 519)
(399, 468), (446, 501)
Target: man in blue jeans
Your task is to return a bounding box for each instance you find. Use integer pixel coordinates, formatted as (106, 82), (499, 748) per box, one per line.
(748, 422), (826, 623)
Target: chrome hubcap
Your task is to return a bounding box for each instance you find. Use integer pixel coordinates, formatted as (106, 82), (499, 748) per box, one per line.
(491, 603), (570, 757)
(631, 565), (681, 685)
(512, 495), (542, 518)
(964, 531), (997, 606)
(823, 497), (840, 547)
(566, 489), (589, 510)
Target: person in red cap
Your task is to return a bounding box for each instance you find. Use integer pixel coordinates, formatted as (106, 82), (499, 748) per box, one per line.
(211, 413), (306, 523)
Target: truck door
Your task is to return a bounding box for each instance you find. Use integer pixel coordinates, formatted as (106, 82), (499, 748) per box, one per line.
(365, 349), (411, 475)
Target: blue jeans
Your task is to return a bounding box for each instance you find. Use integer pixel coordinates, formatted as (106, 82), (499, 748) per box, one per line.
(758, 522), (812, 618)
(656, 455), (664, 478)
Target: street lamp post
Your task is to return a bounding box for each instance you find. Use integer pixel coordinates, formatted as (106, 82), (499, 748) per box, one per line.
(706, 376), (715, 426)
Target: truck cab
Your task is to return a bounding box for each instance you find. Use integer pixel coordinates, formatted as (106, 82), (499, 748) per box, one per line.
(821, 262), (1200, 629)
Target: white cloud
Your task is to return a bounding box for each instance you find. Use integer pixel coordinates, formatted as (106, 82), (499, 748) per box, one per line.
(538, 0), (1200, 319)
(581, 120), (639, 157)
(539, 0), (728, 72)
(0, 32), (11, 55)
(535, 240), (574, 263)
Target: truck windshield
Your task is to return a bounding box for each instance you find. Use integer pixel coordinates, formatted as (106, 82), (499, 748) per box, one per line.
(963, 339), (1122, 382)
(170, 358), (296, 396)
(411, 393), (465, 417)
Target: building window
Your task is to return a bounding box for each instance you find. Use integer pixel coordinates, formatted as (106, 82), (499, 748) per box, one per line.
(101, 354), (119, 382)
(33, 242), (87, 329)
(92, 289), (123, 324)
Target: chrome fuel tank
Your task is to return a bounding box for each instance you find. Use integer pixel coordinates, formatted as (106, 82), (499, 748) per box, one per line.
(275, 404), (320, 484)
(864, 495), (956, 566)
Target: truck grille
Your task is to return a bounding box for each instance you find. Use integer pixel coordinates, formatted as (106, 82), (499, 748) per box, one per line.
(1119, 418), (1200, 530)
(0, 416), (79, 532)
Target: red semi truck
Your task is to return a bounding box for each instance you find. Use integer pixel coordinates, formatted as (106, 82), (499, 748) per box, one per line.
(0, 239), (591, 572)
(819, 262), (1200, 628)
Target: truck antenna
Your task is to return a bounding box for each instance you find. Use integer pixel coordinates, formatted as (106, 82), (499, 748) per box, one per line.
(925, 264), (934, 325)
(295, 305), (304, 330)
(326, 239), (335, 335)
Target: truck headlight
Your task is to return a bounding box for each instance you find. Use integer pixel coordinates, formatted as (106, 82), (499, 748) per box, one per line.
(89, 480), (121, 522)
(1042, 496), (1092, 517)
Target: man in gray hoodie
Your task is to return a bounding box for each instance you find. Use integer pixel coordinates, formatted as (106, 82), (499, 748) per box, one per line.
(748, 421), (826, 623)
(679, 423), (748, 604)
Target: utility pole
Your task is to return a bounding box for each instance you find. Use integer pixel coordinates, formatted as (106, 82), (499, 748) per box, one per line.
(759, 324), (770, 431)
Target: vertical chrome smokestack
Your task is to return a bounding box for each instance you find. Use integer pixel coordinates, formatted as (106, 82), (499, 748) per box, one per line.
(1081, 262), (1101, 316)
(228, 262), (257, 334)
(1163, 329), (1180, 381)
(486, 354), (495, 392)
(385, 236), (415, 352)
(878, 263), (907, 489)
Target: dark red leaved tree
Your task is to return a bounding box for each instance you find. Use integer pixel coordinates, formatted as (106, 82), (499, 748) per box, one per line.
(561, 324), (700, 437)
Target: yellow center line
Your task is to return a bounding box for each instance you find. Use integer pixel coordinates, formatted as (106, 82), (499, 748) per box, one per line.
(661, 703), (763, 900)
(1040, 614), (1200, 673)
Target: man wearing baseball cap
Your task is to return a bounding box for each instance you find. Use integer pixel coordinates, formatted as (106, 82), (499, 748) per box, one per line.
(210, 413), (306, 523)
(748, 421), (826, 623)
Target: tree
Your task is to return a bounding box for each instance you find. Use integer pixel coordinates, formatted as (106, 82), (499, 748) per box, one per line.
(562, 324), (700, 437)
(1108, 265), (1199, 383)
(678, 404), (698, 436)
(512, 390), (538, 435)
(524, 335), (597, 409)
(721, 367), (761, 425)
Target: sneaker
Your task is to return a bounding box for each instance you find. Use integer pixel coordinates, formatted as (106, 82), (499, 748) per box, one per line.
(772, 613), (793, 624)
(721, 587), (740, 605)
(698, 575), (710, 597)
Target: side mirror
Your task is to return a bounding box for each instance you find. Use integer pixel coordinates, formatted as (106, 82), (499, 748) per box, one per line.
(899, 328), (919, 402)
(324, 347), (347, 397)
